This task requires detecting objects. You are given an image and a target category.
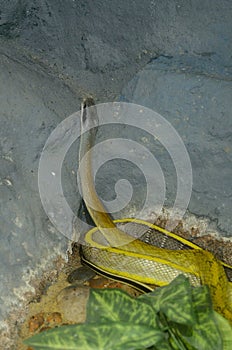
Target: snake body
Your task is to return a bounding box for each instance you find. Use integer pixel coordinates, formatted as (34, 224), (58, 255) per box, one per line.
(79, 97), (232, 322)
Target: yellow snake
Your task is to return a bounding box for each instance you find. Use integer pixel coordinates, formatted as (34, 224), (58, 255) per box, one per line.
(79, 97), (232, 323)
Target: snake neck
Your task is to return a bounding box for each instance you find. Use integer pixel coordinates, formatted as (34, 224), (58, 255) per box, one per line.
(79, 98), (137, 248)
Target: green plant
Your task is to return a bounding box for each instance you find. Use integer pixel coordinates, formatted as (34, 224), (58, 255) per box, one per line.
(24, 275), (232, 350)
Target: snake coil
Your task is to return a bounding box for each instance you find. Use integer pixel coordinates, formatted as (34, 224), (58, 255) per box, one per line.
(79, 97), (232, 323)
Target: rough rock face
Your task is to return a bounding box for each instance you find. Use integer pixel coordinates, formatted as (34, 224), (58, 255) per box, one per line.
(1, 0), (232, 96)
(0, 41), (79, 319)
(121, 54), (232, 234)
(0, 0), (232, 346)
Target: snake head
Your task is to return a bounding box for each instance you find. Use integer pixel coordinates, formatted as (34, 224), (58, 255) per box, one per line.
(81, 97), (99, 133)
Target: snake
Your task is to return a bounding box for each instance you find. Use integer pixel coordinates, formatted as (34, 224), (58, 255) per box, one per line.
(78, 97), (232, 322)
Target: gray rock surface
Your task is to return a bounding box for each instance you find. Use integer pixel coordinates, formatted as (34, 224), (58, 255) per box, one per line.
(0, 0), (232, 347)
(121, 55), (232, 234)
(0, 39), (80, 319)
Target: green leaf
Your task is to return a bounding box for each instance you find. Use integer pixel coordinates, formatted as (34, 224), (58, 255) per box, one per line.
(24, 322), (163, 350)
(87, 288), (157, 328)
(178, 286), (222, 350)
(139, 276), (225, 350)
(213, 311), (232, 350)
(152, 337), (174, 350)
(139, 275), (195, 326)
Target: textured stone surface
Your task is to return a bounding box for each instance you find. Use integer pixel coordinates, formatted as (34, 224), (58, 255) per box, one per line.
(0, 43), (80, 322)
(1, 0), (232, 98)
(121, 55), (232, 234)
(56, 285), (89, 323)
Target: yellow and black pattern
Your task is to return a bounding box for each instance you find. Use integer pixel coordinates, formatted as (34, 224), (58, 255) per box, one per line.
(81, 218), (232, 323)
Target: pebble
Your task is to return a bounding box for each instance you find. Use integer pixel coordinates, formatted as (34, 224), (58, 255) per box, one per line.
(67, 266), (96, 284)
(28, 313), (44, 333)
(56, 285), (90, 323)
(46, 312), (63, 325)
(28, 312), (63, 334)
